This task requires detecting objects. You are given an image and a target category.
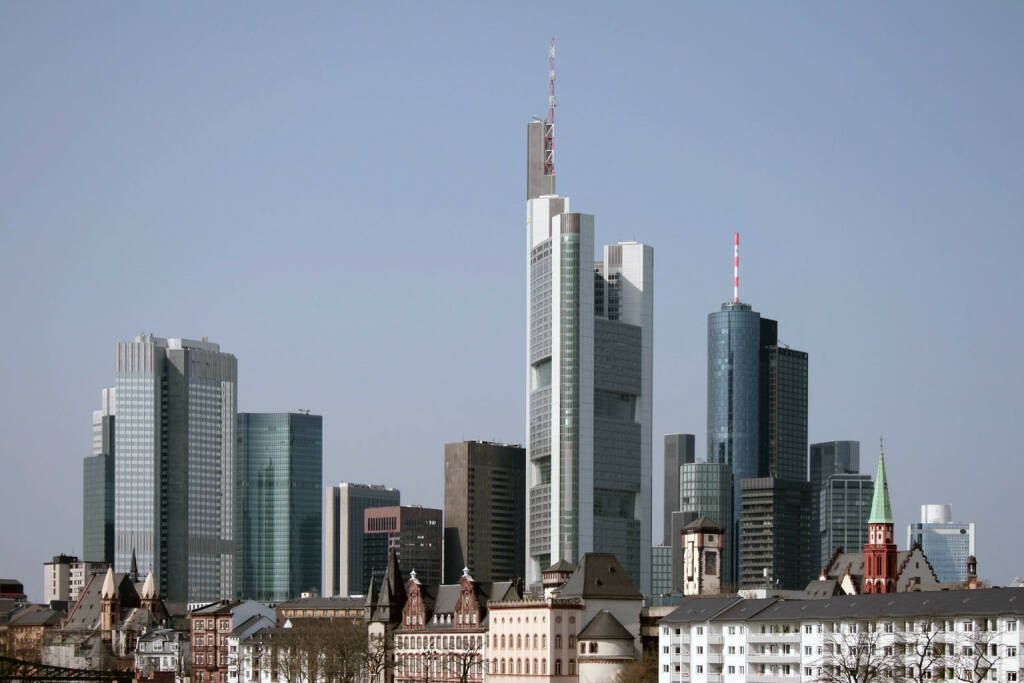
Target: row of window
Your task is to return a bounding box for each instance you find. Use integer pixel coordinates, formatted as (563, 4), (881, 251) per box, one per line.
(664, 620), (1020, 637)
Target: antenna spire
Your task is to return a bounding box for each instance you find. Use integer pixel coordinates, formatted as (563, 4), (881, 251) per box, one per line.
(733, 232), (740, 303)
(544, 38), (555, 177)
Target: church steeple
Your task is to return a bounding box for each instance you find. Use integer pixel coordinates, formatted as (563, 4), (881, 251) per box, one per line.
(863, 437), (898, 594)
(868, 445), (894, 524)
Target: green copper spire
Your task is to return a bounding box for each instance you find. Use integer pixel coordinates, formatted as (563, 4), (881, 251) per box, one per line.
(868, 438), (894, 525)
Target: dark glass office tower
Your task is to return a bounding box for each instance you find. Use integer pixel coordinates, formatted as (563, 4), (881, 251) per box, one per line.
(762, 346), (809, 481)
(84, 388), (115, 564)
(809, 441), (862, 572)
(740, 477), (813, 589)
(663, 434), (696, 545)
(810, 441), (860, 492)
(236, 412), (323, 601)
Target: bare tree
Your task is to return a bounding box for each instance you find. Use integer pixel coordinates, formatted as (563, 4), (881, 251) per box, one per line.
(816, 625), (902, 683)
(612, 653), (659, 683)
(363, 631), (395, 683)
(895, 622), (949, 683)
(951, 627), (1003, 683)
(437, 634), (486, 683)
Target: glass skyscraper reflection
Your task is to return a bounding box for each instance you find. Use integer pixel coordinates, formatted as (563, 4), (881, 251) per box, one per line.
(236, 412), (322, 602)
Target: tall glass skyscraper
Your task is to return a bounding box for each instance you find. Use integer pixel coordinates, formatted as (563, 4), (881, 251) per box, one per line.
(235, 412), (322, 602)
(113, 334), (237, 603)
(810, 440), (863, 572)
(83, 388), (116, 563)
(907, 504), (976, 583)
(524, 138), (653, 593)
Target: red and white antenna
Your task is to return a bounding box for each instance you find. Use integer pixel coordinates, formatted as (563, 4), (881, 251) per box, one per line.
(733, 232), (740, 303)
(544, 38), (555, 177)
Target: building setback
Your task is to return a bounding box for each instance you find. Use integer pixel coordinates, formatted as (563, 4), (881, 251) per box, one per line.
(443, 440), (525, 584)
(325, 482), (400, 597)
(83, 388), (116, 564)
(235, 412), (322, 602)
(112, 334), (237, 603)
(363, 506), (443, 590)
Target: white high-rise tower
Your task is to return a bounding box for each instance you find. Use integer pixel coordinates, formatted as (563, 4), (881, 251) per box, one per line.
(524, 50), (652, 592)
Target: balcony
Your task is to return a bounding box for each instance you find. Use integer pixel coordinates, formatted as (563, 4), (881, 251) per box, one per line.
(705, 652), (724, 664)
(747, 653), (801, 664)
(748, 676), (798, 683)
(747, 632), (801, 643)
(707, 635), (724, 645)
(706, 674), (723, 683)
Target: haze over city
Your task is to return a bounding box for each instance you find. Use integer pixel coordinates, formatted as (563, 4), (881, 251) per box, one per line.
(1, 2), (1022, 601)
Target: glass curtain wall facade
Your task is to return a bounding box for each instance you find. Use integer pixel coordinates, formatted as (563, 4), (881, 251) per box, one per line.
(84, 388), (116, 563)
(819, 474), (872, 570)
(740, 477), (813, 590)
(809, 441), (862, 572)
(677, 463), (735, 590)
(907, 505), (976, 583)
(663, 434), (696, 545)
(113, 334), (237, 603)
(651, 545), (673, 597)
(707, 303), (761, 582)
(525, 193), (653, 594)
(236, 412), (322, 602)
(762, 346), (808, 482)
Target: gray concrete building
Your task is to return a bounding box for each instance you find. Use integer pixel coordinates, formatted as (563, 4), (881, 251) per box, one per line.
(324, 482), (400, 596)
(662, 434), (695, 545)
(443, 440), (525, 584)
(112, 334), (237, 603)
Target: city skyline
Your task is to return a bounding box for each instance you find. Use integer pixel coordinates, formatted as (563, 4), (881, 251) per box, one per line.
(1, 3), (1022, 600)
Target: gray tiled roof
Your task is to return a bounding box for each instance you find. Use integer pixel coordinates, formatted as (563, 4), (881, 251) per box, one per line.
(557, 554), (643, 601)
(578, 610), (633, 641)
(276, 596), (366, 611)
(660, 597), (743, 624)
(660, 588), (1024, 625)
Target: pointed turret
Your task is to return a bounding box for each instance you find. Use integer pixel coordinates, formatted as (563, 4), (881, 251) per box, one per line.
(101, 566), (117, 599)
(141, 570), (156, 600)
(364, 576), (378, 608)
(371, 549), (406, 624)
(129, 549), (139, 582)
(868, 451), (894, 524)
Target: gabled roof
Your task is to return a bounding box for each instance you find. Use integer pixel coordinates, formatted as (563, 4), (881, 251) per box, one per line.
(804, 578), (842, 599)
(9, 607), (63, 627)
(63, 571), (141, 631)
(711, 598), (779, 622)
(543, 560), (576, 573)
(557, 554), (642, 601)
(578, 610), (632, 640)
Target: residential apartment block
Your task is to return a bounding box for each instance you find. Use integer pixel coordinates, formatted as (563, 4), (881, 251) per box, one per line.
(658, 589), (1024, 683)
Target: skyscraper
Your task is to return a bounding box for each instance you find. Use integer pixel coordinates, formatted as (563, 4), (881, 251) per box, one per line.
(235, 412), (322, 602)
(363, 506), (443, 589)
(706, 244), (808, 582)
(907, 504), (976, 583)
(325, 482), (400, 596)
(443, 441), (525, 584)
(663, 434), (695, 545)
(83, 387), (116, 563)
(524, 52), (653, 593)
(810, 441), (865, 573)
(739, 477), (813, 589)
(112, 334), (237, 603)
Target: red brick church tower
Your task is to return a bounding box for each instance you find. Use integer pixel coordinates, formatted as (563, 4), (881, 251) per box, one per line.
(862, 442), (897, 594)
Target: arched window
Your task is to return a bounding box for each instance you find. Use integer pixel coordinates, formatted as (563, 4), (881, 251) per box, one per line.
(555, 634), (562, 649)
(533, 658), (538, 673)
(555, 659), (562, 674)
(569, 660), (576, 675)
(525, 659), (531, 674)
(501, 659), (506, 674)
(517, 659), (522, 674)
(542, 659), (547, 674)
(542, 634), (547, 648)
(877, 556), (882, 574)
(517, 634), (522, 649)
(491, 658), (496, 673)
(533, 634), (539, 649)
(501, 634), (506, 648)
(493, 634), (497, 648)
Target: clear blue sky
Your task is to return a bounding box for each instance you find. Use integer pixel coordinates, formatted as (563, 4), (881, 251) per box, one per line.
(2, 3), (1021, 600)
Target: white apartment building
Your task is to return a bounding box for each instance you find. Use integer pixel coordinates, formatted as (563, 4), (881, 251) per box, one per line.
(659, 589), (1024, 683)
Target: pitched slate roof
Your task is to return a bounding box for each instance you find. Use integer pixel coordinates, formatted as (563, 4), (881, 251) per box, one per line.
(557, 553), (643, 601)
(683, 517), (724, 533)
(660, 597), (743, 624)
(660, 588), (1024, 626)
(544, 560), (576, 573)
(578, 610), (633, 640)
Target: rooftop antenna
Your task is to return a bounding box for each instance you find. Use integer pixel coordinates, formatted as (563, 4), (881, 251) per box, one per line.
(544, 38), (556, 177)
(733, 232), (740, 303)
